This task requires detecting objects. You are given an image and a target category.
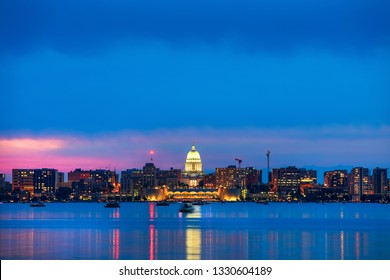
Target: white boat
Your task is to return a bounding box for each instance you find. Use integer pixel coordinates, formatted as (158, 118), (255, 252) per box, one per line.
(179, 203), (194, 213)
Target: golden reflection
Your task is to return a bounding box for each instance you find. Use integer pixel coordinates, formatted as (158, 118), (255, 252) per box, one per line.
(178, 205), (202, 219)
(186, 228), (201, 260)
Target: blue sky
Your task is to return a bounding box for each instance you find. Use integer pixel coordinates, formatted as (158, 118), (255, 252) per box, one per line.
(0, 0), (389, 181)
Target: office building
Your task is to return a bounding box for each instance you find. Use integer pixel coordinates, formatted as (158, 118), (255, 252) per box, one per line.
(372, 167), (388, 195)
(12, 169), (35, 194)
(324, 170), (348, 188)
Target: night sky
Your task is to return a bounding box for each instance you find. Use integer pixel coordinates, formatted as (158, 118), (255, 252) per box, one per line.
(1, 0), (389, 182)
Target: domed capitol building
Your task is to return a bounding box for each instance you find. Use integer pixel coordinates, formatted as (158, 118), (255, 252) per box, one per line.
(182, 144), (205, 187)
(145, 143), (241, 202)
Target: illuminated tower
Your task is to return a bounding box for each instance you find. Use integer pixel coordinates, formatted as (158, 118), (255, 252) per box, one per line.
(184, 145), (203, 173)
(182, 144), (205, 188)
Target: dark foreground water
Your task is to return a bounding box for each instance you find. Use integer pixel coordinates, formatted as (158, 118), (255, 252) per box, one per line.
(0, 202), (389, 260)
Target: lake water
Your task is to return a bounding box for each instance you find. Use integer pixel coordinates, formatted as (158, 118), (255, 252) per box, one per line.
(0, 202), (389, 260)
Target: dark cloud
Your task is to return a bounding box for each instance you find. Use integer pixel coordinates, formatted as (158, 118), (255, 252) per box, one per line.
(1, 0), (389, 55)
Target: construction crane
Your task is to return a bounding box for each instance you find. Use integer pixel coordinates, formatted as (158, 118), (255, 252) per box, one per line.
(234, 158), (242, 168)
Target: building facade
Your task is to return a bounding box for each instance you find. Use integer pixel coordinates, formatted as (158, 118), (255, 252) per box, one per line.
(324, 170), (348, 188)
(33, 168), (59, 195)
(12, 169), (35, 194)
(372, 167), (388, 195)
(349, 167), (370, 199)
(181, 145), (205, 187)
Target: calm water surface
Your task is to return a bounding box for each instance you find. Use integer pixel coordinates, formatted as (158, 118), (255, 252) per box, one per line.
(0, 202), (389, 260)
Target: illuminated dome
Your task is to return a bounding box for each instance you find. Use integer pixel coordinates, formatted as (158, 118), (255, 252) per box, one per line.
(184, 144), (203, 174)
(186, 145), (201, 162)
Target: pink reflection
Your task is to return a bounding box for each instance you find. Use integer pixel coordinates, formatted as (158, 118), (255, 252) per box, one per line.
(149, 225), (156, 260)
(111, 228), (120, 260)
(112, 209), (120, 219)
(149, 203), (155, 221)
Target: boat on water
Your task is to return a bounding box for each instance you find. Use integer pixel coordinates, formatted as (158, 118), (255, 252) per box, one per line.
(30, 201), (45, 207)
(156, 201), (170, 206)
(179, 203), (194, 213)
(104, 201), (120, 208)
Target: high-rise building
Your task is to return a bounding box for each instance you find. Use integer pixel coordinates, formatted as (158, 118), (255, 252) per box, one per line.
(349, 167), (370, 198)
(120, 169), (143, 197)
(142, 163), (157, 188)
(34, 168), (58, 195)
(216, 166), (261, 188)
(12, 169), (35, 194)
(216, 165), (238, 188)
(272, 166), (301, 196)
(243, 167), (262, 187)
(372, 167), (388, 195)
(324, 170), (348, 188)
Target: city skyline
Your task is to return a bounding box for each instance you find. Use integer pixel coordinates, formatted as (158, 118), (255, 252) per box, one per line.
(1, 133), (389, 184)
(2, 142), (388, 185)
(1, 1), (389, 183)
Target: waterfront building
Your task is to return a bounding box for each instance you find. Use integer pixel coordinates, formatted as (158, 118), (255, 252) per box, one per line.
(90, 169), (118, 187)
(68, 168), (119, 197)
(324, 170), (348, 188)
(68, 168), (91, 182)
(216, 165), (238, 188)
(372, 167), (388, 195)
(204, 173), (216, 188)
(12, 169), (35, 194)
(272, 166), (301, 197)
(244, 167), (262, 187)
(300, 169), (317, 184)
(33, 168), (59, 195)
(216, 166), (261, 189)
(349, 167), (371, 200)
(157, 168), (180, 189)
(299, 168), (317, 195)
(143, 163), (157, 188)
(120, 169), (143, 197)
(181, 144), (205, 187)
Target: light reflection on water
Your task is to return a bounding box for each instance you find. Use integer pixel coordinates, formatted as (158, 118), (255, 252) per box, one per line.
(0, 202), (389, 260)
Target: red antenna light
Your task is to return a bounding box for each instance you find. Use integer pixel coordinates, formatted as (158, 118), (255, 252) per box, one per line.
(150, 150), (154, 161)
